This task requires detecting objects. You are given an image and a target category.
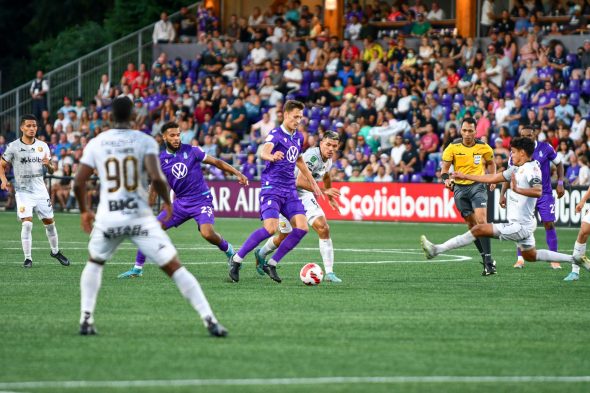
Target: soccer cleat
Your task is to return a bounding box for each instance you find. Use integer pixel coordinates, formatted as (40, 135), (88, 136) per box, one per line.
(262, 264), (282, 283)
(563, 272), (580, 281)
(575, 255), (590, 272)
(117, 267), (143, 279)
(325, 272), (342, 283)
(228, 255), (240, 282)
(513, 260), (525, 269)
(420, 235), (437, 259)
(254, 248), (267, 276)
(550, 262), (562, 270)
(224, 243), (235, 259)
(482, 260), (497, 276)
(50, 250), (70, 266)
(80, 320), (97, 335)
(205, 316), (228, 337)
(23, 259), (32, 268)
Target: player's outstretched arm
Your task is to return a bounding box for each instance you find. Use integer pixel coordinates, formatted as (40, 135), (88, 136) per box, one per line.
(145, 154), (173, 221)
(73, 164), (96, 233)
(576, 185), (590, 213)
(0, 159), (10, 191)
(485, 157), (497, 191)
(510, 173), (542, 198)
(203, 156), (249, 186)
(555, 161), (565, 198)
(296, 156), (322, 198)
(452, 171), (505, 184)
(499, 182), (509, 208)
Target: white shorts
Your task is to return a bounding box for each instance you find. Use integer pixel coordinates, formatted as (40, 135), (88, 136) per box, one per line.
(88, 216), (177, 266)
(493, 222), (536, 251)
(15, 192), (54, 220)
(583, 211), (590, 225)
(279, 193), (325, 233)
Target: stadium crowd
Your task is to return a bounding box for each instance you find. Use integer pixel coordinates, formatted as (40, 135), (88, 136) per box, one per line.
(4, 0), (590, 211)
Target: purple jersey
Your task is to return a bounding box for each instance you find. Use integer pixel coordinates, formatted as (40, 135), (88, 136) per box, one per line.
(160, 143), (210, 201)
(260, 126), (304, 193)
(531, 141), (558, 195)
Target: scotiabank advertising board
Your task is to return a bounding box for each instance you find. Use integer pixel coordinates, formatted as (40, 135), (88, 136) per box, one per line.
(207, 181), (464, 223)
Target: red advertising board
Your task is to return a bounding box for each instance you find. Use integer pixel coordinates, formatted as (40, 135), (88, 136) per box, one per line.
(207, 181), (463, 223)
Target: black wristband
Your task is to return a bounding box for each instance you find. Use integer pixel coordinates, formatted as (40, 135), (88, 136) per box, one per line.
(441, 173), (450, 181)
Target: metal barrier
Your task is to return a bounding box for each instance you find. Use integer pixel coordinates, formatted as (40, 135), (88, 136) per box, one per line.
(0, 3), (198, 135)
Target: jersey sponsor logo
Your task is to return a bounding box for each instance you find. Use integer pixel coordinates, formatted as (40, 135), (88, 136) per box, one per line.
(37, 147), (43, 152)
(19, 157), (43, 164)
(183, 152), (188, 159)
(286, 146), (298, 163)
(171, 162), (188, 179)
(103, 225), (149, 239)
(108, 197), (139, 212)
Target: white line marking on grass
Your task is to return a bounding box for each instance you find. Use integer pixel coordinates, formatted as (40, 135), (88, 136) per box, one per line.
(1, 376), (590, 389)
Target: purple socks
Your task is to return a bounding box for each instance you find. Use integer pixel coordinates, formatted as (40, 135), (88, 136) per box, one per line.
(218, 237), (229, 253)
(135, 251), (146, 267)
(546, 227), (558, 251)
(237, 227), (273, 259)
(271, 228), (307, 264)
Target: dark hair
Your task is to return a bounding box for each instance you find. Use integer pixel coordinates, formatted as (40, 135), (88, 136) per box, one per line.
(162, 121), (179, 133)
(461, 117), (477, 128)
(510, 136), (535, 157)
(283, 100), (305, 113)
(20, 114), (38, 127)
(322, 130), (340, 141)
(111, 96), (133, 123)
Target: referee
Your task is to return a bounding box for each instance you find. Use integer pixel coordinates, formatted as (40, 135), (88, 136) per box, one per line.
(441, 117), (497, 276)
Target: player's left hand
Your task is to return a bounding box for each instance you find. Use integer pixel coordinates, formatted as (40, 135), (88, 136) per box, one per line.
(556, 182), (565, 199)
(311, 179), (324, 200)
(161, 202), (173, 222)
(80, 211), (95, 234)
(323, 188), (340, 199)
(42, 154), (51, 167)
(328, 198), (341, 214)
(489, 184), (496, 191)
(236, 173), (249, 186)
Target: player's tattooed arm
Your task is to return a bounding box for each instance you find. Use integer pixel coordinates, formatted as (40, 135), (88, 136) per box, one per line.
(452, 171), (505, 184)
(510, 173), (542, 198)
(0, 158), (10, 191)
(296, 156), (323, 198)
(145, 153), (173, 222)
(555, 161), (565, 198)
(203, 156), (249, 186)
(73, 164), (96, 233)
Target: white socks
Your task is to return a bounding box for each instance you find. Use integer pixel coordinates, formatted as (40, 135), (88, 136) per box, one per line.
(80, 262), (104, 324)
(572, 241), (586, 274)
(319, 238), (334, 274)
(44, 223), (59, 254)
(535, 249), (574, 263)
(172, 267), (216, 325)
(21, 221), (33, 260)
(435, 231), (476, 254)
(260, 237), (278, 257)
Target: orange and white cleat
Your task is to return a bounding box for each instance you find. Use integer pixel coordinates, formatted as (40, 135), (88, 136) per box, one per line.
(513, 260), (525, 269)
(550, 262), (562, 270)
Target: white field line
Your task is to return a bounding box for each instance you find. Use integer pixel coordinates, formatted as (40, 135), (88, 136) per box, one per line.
(1, 376), (590, 390)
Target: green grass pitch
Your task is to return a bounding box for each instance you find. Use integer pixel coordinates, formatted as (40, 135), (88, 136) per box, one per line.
(1, 212), (590, 393)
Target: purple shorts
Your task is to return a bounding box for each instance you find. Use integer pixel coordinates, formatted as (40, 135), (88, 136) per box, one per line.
(536, 193), (555, 223)
(260, 190), (305, 221)
(157, 197), (215, 229)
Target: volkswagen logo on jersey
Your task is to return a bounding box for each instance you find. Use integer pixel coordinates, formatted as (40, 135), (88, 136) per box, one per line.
(171, 162), (188, 179)
(286, 146), (298, 163)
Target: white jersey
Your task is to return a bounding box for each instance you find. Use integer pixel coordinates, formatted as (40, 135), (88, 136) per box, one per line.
(502, 161), (542, 231)
(1, 138), (50, 196)
(79, 129), (159, 223)
(295, 147), (332, 197)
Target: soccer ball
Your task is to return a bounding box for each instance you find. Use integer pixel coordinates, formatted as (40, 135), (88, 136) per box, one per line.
(299, 263), (323, 286)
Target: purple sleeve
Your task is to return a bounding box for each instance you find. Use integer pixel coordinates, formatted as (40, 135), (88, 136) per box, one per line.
(192, 146), (206, 163)
(546, 144), (557, 161)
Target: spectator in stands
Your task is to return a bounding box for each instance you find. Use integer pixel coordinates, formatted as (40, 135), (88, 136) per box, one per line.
(426, 1), (445, 20)
(480, 0), (495, 36)
(227, 97), (248, 138)
(280, 60), (302, 95)
(555, 94), (575, 125)
(251, 40), (268, 69)
(177, 6), (198, 43)
(95, 74), (112, 108)
(153, 12), (176, 44)
(345, 15), (361, 40)
(226, 14), (240, 40)
(514, 6), (532, 36)
(576, 155), (590, 186)
(411, 13), (431, 36)
(248, 6), (264, 27)
(566, 5), (586, 33)
(30, 70), (49, 121)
